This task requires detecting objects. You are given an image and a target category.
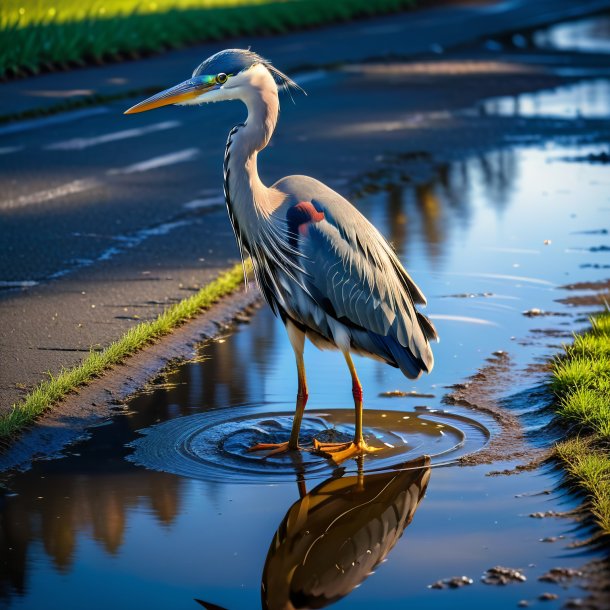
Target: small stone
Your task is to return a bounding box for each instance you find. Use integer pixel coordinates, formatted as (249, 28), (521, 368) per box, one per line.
(539, 592), (559, 601)
(539, 535), (564, 543)
(529, 511), (558, 518)
(539, 567), (582, 584)
(428, 575), (473, 590)
(482, 566), (527, 585)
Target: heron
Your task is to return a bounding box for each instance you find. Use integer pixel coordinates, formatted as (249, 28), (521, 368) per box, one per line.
(125, 49), (438, 461)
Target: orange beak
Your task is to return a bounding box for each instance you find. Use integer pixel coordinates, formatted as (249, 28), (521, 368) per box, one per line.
(124, 75), (217, 114)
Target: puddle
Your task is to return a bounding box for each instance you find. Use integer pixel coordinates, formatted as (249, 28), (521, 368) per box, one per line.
(479, 78), (610, 118)
(533, 13), (610, 54)
(2, 140), (609, 609)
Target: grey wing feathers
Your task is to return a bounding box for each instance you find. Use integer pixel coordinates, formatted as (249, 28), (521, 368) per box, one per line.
(276, 175), (437, 377)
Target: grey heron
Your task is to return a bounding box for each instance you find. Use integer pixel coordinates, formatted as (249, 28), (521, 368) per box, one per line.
(125, 49), (438, 462)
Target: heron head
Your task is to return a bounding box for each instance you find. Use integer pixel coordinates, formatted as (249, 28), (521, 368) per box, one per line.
(124, 48), (303, 115)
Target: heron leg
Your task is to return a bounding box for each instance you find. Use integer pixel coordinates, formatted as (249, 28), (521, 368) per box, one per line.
(248, 321), (308, 456)
(314, 351), (381, 462)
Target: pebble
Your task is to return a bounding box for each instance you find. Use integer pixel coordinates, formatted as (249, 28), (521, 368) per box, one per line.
(529, 510), (559, 518)
(539, 567), (582, 584)
(539, 592), (559, 601)
(482, 566), (527, 585)
(428, 575), (474, 589)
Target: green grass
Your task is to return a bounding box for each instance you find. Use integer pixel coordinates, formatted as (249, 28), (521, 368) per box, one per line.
(0, 0), (417, 79)
(0, 262), (248, 440)
(551, 311), (610, 537)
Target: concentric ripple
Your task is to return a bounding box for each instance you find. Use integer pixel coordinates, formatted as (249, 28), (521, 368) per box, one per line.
(127, 403), (492, 483)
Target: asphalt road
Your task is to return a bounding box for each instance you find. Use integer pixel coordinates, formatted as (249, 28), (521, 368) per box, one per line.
(1, 0), (610, 411)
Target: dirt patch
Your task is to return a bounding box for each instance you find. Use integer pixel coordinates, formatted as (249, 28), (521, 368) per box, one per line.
(560, 279), (610, 291)
(556, 293), (610, 307)
(0, 287), (262, 475)
(522, 308), (569, 318)
(443, 351), (550, 467)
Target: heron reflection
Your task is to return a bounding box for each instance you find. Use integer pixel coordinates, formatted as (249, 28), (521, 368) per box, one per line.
(262, 455), (430, 610)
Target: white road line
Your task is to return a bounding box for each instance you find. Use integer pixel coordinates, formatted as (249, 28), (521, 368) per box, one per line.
(108, 148), (200, 175)
(183, 196), (225, 210)
(0, 280), (39, 288)
(0, 178), (100, 211)
(0, 107), (109, 137)
(45, 120), (180, 151)
(48, 219), (190, 280)
(0, 146), (23, 155)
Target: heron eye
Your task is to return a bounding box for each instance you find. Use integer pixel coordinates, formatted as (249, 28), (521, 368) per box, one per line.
(216, 73), (228, 85)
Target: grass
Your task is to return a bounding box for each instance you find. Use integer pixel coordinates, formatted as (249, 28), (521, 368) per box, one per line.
(0, 0), (417, 79)
(0, 262), (248, 440)
(551, 311), (610, 537)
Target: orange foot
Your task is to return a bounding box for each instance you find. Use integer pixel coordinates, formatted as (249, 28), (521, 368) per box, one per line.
(247, 442), (301, 457)
(313, 439), (383, 463)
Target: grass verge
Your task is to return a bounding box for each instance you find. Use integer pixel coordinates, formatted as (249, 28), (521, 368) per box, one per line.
(0, 262), (248, 440)
(0, 0), (417, 79)
(551, 311), (610, 537)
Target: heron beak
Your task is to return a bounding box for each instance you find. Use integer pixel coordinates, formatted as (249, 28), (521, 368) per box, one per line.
(124, 75), (217, 114)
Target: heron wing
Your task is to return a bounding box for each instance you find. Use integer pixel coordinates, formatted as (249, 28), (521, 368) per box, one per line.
(276, 176), (437, 371)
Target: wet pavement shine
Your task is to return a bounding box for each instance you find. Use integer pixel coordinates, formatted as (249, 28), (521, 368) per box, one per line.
(3, 12), (610, 610)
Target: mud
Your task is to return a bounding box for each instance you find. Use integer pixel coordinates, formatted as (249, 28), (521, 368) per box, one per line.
(560, 279), (610, 291)
(443, 351), (548, 467)
(556, 293), (610, 307)
(522, 308), (569, 318)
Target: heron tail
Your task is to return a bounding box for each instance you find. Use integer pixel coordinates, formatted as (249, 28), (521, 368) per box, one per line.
(367, 332), (433, 380)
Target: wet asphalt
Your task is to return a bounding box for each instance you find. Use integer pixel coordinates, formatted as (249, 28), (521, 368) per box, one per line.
(1, 0), (610, 411)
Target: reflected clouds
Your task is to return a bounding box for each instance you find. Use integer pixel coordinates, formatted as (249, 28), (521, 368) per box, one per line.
(355, 148), (518, 265)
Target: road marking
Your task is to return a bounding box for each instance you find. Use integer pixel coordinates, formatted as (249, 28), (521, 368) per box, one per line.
(0, 146), (23, 155)
(49, 219), (191, 280)
(0, 280), (39, 288)
(45, 120), (180, 151)
(183, 196), (225, 210)
(0, 178), (100, 211)
(0, 107), (109, 136)
(108, 148), (200, 175)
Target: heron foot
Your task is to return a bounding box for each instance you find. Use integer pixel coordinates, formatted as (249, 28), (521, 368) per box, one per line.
(313, 439), (382, 463)
(247, 441), (301, 457)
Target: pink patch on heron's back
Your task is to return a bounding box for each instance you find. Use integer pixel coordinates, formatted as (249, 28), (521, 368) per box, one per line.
(287, 201), (325, 236)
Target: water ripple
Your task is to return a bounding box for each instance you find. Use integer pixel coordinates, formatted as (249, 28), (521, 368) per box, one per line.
(127, 404), (491, 483)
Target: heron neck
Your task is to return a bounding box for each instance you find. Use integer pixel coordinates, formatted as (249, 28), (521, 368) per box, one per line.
(224, 85), (283, 233)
